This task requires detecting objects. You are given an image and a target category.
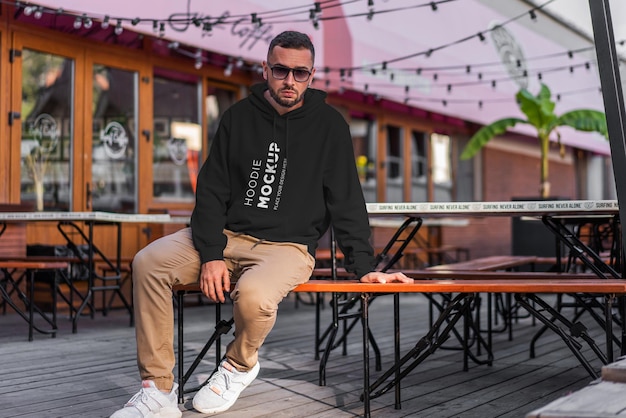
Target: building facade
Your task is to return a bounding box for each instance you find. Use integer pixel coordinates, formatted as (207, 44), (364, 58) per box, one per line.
(0, 1), (616, 261)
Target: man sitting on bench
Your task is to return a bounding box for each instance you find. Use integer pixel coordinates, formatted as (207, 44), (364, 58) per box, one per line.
(110, 31), (410, 418)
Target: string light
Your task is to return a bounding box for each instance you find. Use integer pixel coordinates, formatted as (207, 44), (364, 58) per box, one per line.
(202, 22), (213, 37)
(83, 14), (93, 29)
(7, 0), (606, 112)
(309, 2), (321, 29)
(224, 62), (233, 77)
(114, 20), (123, 35)
(8, 0), (608, 81)
(194, 49), (203, 70)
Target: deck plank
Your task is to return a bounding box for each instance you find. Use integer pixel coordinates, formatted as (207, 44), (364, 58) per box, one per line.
(0, 291), (612, 417)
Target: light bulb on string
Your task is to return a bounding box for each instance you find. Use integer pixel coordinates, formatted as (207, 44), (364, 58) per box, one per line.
(114, 20), (123, 35)
(83, 15), (93, 29)
(224, 62), (233, 77)
(73, 16), (82, 29)
(33, 7), (43, 19)
(194, 49), (203, 70)
(101, 15), (110, 29)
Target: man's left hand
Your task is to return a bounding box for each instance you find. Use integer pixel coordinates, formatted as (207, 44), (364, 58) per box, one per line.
(360, 271), (414, 283)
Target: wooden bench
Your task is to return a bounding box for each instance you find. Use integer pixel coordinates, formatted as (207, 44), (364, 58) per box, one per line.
(426, 255), (539, 272)
(0, 259), (70, 341)
(172, 273), (626, 417)
(526, 356), (626, 417)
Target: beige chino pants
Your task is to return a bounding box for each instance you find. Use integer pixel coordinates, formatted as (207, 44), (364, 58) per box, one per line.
(132, 227), (315, 391)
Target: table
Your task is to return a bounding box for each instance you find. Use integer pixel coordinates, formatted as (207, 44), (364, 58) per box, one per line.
(367, 199), (621, 274)
(0, 211), (171, 332)
(360, 200), (623, 407)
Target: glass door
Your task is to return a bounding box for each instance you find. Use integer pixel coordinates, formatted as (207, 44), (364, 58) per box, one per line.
(21, 49), (73, 211)
(12, 38), (79, 211)
(90, 65), (138, 212)
(385, 124), (404, 202)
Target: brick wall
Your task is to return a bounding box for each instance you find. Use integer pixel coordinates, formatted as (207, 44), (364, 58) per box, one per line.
(441, 144), (576, 259)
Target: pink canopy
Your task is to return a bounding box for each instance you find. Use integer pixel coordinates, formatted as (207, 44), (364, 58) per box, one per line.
(29, 0), (622, 155)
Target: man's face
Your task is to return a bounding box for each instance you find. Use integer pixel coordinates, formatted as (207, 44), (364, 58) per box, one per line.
(263, 46), (315, 112)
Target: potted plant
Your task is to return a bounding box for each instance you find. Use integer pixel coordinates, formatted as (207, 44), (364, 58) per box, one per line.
(460, 83), (608, 198)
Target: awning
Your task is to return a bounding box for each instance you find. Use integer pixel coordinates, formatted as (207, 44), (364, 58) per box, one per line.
(26, 0), (624, 155)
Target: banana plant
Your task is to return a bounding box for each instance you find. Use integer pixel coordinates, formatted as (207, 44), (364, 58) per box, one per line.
(460, 83), (608, 198)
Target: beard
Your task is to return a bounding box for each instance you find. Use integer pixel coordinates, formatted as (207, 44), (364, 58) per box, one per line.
(268, 85), (305, 109)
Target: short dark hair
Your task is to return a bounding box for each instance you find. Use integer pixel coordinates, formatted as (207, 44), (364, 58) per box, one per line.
(268, 31), (315, 64)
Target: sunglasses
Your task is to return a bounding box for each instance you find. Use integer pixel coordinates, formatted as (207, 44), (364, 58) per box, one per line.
(268, 64), (312, 83)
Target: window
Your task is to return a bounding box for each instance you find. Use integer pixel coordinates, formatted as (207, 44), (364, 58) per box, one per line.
(152, 72), (201, 202)
(91, 65), (138, 212)
(350, 117), (377, 202)
(410, 130), (428, 202)
(20, 50), (73, 211)
(386, 125), (404, 202)
(431, 133), (452, 201)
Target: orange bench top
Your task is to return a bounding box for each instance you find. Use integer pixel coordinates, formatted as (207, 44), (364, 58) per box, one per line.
(295, 279), (626, 294)
(0, 260), (69, 269)
(173, 276), (626, 295)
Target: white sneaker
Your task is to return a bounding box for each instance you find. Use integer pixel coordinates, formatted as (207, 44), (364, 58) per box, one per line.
(110, 380), (182, 418)
(192, 360), (260, 414)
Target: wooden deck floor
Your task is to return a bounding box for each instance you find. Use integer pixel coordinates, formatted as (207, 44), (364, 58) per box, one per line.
(0, 291), (612, 418)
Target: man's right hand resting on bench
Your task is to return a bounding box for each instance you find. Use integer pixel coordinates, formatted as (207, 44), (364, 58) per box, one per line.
(360, 271), (414, 284)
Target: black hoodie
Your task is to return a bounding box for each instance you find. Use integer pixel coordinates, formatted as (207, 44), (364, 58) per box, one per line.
(191, 83), (375, 278)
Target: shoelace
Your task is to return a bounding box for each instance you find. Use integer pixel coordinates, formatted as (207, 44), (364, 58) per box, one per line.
(124, 389), (145, 406)
(210, 367), (234, 395)
(125, 387), (161, 408)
